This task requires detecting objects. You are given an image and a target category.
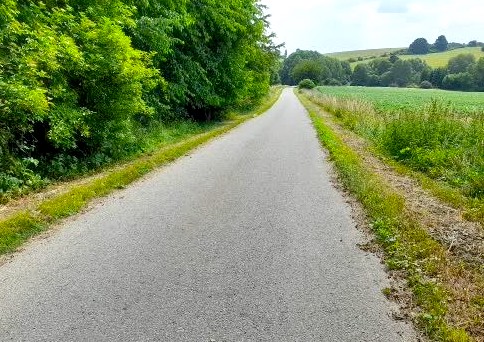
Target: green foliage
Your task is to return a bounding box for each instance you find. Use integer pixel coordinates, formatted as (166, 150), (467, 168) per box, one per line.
(297, 91), (476, 341)
(433, 35), (448, 52)
(280, 49), (321, 85)
(312, 86), (484, 201)
(351, 57), (429, 88)
(442, 72), (475, 91)
(280, 50), (350, 86)
(409, 38), (430, 55)
(0, 0), (280, 197)
(420, 80), (433, 89)
(0, 86), (283, 253)
(352, 64), (370, 86)
(447, 53), (476, 74)
(298, 79), (316, 89)
(292, 60), (323, 84)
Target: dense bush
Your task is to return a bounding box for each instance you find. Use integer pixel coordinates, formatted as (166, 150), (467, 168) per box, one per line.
(298, 79), (317, 89)
(0, 0), (280, 196)
(280, 50), (351, 86)
(420, 81), (433, 89)
(306, 89), (484, 199)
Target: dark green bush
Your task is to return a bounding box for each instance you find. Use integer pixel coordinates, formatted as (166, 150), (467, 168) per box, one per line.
(298, 79), (317, 89)
(420, 81), (433, 89)
(0, 0), (280, 197)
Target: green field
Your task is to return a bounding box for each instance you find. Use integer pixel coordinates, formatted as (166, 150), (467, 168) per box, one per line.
(311, 86), (484, 202)
(325, 48), (404, 61)
(315, 86), (484, 114)
(348, 47), (484, 68)
(400, 47), (484, 67)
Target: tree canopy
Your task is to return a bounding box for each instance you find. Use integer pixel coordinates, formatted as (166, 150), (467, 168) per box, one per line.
(280, 50), (351, 86)
(409, 38), (430, 54)
(0, 0), (280, 193)
(434, 35), (448, 52)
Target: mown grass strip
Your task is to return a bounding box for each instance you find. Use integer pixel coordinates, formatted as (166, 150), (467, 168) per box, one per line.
(0, 87), (283, 256)
(296, 90), (477, 341)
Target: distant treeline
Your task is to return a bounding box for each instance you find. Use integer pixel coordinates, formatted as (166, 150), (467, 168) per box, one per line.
(406, 35), (483, 55)
(0, 0), (279, 193)
(282, 49), (484, 92)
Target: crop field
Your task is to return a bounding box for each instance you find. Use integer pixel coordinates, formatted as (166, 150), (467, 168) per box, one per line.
(312, 86), (484, 203)
(325, 47), (404, 61)
(316, 86), (484, 114)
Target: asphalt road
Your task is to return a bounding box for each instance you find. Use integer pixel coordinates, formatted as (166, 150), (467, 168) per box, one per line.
(0, 89), (415, 341)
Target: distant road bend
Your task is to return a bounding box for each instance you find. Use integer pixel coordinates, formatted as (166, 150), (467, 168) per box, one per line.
(0, 89), (415, 341)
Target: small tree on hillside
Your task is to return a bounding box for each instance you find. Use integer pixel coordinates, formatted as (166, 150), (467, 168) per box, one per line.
(434, 35), (448, 52)
(409, 38), (430, 54)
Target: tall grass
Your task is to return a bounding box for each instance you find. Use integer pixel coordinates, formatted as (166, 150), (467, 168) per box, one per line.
(304, 90), (484, 201)
(298, 91), (484, 341)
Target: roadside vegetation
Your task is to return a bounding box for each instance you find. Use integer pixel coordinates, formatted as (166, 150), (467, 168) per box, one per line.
(0, 86), (283, 256)
(297, 89), (484, 342)
(307, 86), (484, 223)
(0, 0), (281, 202)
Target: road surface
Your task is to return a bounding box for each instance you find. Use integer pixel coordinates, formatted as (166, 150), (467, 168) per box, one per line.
(0, 89), (415, 341)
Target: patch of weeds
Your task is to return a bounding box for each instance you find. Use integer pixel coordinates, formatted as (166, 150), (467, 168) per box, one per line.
(0, 213), (45, 254)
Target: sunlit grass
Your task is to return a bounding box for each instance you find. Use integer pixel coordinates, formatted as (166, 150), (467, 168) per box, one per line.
(297, 90), (481, 341)
(0, 86), (284, 255)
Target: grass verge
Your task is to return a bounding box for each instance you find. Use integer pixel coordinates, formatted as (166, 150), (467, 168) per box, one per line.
(296, 89), (483, 341)
(0, 86), (283, 256)
(306, 88), (484, 225)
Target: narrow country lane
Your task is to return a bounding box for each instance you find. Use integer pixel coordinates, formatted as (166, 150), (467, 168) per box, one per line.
(0, 89), (416, 341)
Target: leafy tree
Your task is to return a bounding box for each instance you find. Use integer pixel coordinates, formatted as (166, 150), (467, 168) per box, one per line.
(279, 50), (322, 85)
(447, 54), (476, 74)
(442, 73), (475, 91)
(434, 35), (448, 52)
(389, 60), (413, 86)
(0, 0), (280, 193)
(291, 60), (323, 84)
(468, 40), (478, 47)
(420, 80), (433, 89)
(429, 67), (448, 88)
(298, 79), (316, 89)
(389, 54), (400, 64)
(281, 51), (351, 86)
(473, 57), (484, 90)
(409, 38), (430, 55)
(368, 58), (392, 75)
(352, 64), (370, 86)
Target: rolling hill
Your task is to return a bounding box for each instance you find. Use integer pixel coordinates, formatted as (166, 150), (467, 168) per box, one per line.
(336, 46), (484, 69)
(325, 48), (404, 61)
(400, 47), (484, 67)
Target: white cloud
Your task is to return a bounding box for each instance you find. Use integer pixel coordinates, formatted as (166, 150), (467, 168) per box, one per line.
(260, 0), (484, 53)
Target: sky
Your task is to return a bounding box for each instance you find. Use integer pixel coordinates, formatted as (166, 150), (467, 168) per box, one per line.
(260, 0), (484, 54)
